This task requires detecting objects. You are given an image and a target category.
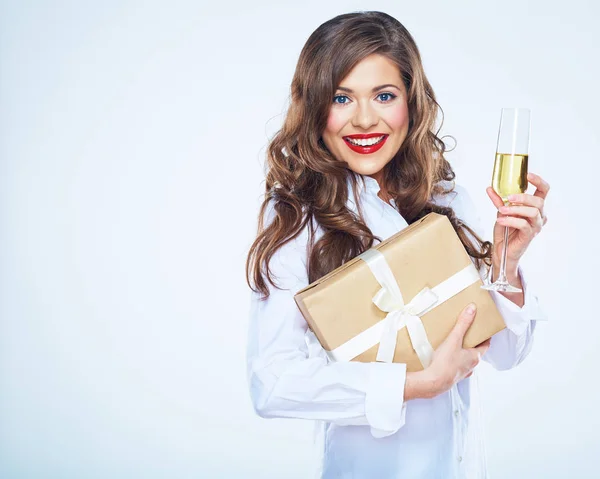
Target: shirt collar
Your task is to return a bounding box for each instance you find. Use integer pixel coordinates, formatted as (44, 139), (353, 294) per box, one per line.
(346, 172), (381, 196)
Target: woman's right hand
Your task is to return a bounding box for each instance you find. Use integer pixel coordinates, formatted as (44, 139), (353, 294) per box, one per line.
(426, 303), (491, 396)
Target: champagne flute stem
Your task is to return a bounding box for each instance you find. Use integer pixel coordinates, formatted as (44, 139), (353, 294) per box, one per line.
(497, 224), (510, 283)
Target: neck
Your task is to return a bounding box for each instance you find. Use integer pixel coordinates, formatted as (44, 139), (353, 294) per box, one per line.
(368, 172), (391, 204)
(378, 189), (393, 205)
(367, 170), (384, 188)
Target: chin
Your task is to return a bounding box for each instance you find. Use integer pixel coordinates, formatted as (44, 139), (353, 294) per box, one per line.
(339, 143), (399, 179)
(345, 159), (389, 177)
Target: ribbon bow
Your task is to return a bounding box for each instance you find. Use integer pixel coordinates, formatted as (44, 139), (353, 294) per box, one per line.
(359, 248), (438, 366)
(372, 282), (438, 366)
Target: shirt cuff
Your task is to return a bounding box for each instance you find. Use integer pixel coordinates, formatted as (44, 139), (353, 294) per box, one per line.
(489, 265), (548, 336)
(365, 362), (408, 438)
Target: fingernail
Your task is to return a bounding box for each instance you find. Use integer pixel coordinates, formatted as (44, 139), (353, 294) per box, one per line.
(508, 194), (518, 201)
(466, 303), (476, 314)
(499, 206), (509, 213)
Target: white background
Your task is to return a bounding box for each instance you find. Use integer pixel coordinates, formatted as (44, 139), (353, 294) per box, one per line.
(1, 1), (598, 477)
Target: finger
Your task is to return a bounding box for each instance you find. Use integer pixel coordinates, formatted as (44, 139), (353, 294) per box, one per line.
(527, 172), (550, 200)
(473, 339), (491, 357)
(498, 204), (540, 220)
(506, 193), (545, 211)
(486, 187), (505, 209)
(498, 205), (544, 232)
(468, 350), (481, 369)
(451, 303), (477, 342)
(496, 216), (534, 236)
(504, 193), (547, 230)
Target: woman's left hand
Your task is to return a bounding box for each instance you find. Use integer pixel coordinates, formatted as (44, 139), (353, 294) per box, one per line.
(486, 172), (550, 274)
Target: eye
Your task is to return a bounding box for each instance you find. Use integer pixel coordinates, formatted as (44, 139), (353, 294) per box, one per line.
(333, 92), (397, 105)
(333, 95), (350, 105)
(377, 92), (397, 102)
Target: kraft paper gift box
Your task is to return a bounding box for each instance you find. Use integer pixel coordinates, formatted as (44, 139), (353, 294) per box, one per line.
(293, 212), (506, 373)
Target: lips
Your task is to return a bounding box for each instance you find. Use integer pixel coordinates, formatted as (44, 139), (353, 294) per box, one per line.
(343, 133), (389, 155)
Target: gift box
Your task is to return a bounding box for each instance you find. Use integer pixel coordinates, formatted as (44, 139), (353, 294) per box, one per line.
(293, 212), (506, 372)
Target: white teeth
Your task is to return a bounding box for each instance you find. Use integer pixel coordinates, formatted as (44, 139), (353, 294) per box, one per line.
(346, 135), (385, 146)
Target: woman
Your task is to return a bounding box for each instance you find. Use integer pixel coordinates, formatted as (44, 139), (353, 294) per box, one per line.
(245, 11), (549, 478)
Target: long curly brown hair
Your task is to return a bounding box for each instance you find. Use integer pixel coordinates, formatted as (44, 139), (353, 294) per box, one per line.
(246, 11), (492, 299)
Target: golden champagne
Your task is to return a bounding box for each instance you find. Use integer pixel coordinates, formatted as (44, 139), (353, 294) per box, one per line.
(491, 152), (528, 202)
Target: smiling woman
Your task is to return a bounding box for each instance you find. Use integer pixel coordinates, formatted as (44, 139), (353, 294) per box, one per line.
(245, 10), (548, 479)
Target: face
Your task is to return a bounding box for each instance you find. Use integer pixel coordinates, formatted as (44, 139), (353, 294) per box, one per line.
(321, 54), (410, 186)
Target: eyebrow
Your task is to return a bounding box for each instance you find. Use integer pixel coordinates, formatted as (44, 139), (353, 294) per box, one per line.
(336, 84), (402, 93)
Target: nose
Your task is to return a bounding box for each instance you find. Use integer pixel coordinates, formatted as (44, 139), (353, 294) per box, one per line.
(351, 100), (378, 129)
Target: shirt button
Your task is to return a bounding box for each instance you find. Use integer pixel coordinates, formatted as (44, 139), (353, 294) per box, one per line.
(458, 456), (463, 462)
(454, 410), (460, 417)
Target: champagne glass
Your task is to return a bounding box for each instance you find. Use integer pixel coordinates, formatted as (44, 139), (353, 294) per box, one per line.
(481, 108), (530, 293)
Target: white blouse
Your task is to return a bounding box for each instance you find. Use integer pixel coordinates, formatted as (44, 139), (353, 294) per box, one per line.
(246, 173), (546, 478)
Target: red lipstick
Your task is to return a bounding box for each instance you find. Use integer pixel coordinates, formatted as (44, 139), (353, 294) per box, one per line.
(343, 133), (388, 155)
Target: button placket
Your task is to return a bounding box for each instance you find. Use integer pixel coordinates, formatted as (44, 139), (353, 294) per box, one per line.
(450, 385), (465, 466)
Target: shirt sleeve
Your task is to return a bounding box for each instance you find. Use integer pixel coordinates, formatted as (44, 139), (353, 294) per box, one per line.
(246, 200), (408, 438)
(447, 185), (548, 371)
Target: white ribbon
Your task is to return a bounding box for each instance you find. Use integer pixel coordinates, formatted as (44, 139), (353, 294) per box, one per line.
(327, 248), (481, 367)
